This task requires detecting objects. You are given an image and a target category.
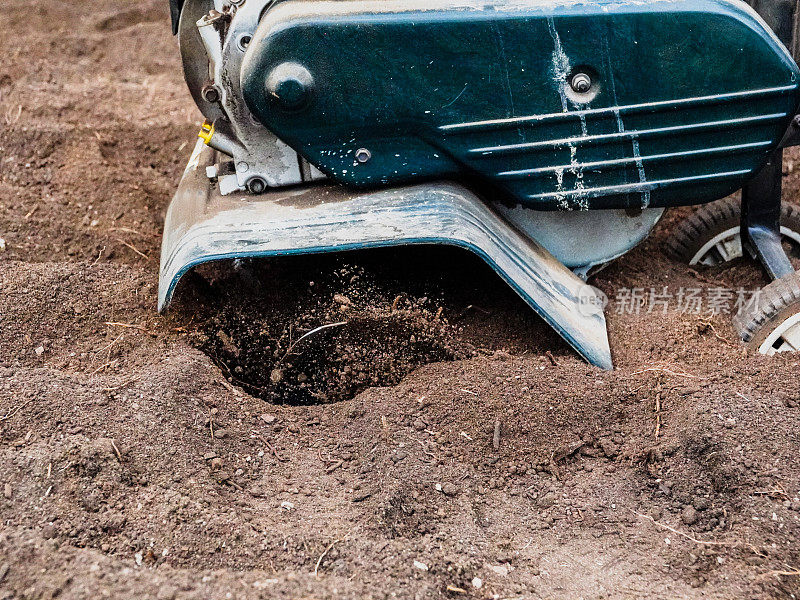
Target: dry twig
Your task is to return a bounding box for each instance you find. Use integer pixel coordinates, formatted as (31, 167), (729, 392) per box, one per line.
(110, 439), (122, 462)
(0, 399), (34, 422)
(634, 511), (761, 554)
(492, 420), (502, 450)
(278, 322), (348, 363)
(631, 366), (702, 379)
(259, 436), (287, 462)
(314, 538), (342, 578)
(653, 373), (663, 438)
(115, 238), (150, 261)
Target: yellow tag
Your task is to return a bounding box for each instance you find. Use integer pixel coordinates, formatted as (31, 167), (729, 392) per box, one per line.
(198, 121), (215, 145)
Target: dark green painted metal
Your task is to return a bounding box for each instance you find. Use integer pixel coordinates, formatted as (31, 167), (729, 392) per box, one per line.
(241, 0), (800, 210)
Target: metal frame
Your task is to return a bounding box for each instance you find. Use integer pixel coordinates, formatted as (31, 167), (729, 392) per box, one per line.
(741, 148), (796, 279)
(740, 0), (800, 281)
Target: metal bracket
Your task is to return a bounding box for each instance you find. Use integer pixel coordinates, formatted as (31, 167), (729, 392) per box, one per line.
(741, 148), (796, 279)
(160, 142), (614, 370)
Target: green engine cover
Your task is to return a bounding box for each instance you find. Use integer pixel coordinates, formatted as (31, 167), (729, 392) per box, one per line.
(241, 0), (800, 210)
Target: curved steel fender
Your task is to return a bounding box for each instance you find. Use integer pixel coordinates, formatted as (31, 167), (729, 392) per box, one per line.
(160, 141), (613, 370)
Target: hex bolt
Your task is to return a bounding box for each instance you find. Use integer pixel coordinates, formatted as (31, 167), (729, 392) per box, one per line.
(570, 72), (592, 94)
(355, 148), (372, 164)
(201, 84), (221, 103)
(247, 177), (267, 194)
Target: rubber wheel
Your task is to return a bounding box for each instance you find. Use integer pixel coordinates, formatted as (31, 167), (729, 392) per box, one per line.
(733, 271), (800, 354)
(665, 197), (800, 266)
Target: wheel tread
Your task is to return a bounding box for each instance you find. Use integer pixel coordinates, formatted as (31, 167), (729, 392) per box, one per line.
(666, 198), (800, 265)
(733, 271), (800, 348)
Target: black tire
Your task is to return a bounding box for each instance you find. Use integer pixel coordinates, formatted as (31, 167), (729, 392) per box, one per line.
(733, 271), (800, 353)
(665, 197), (800, 266)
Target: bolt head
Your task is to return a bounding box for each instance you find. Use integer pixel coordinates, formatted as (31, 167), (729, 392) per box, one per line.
(570, 72), (592, 94)
(247, 177), (267, 194)
(265, 63), (314, 110)
(355, 148), (372, 164)
(202, 85), (220, 103)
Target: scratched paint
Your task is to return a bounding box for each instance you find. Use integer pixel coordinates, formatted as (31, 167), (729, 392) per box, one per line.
(602, 34), (650, 208)
(547, 17), (589, 210)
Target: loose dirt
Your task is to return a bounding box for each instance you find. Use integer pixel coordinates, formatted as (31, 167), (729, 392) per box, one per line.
(1, 2), (800, 598)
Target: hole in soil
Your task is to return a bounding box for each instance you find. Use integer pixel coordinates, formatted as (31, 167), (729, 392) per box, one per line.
(179, 246), (565, 405)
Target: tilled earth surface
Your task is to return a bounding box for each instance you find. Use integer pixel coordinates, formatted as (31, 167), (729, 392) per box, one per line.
(2, 2), (800, 598)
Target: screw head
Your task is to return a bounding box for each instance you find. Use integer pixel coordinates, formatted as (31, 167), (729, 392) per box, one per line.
(246, 177), (267, 194)
(570, 72), (592, 94)
(237, 34), (251, 51)
(355, 148), (372, 164)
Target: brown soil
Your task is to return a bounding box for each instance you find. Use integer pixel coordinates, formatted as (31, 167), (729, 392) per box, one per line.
(2, 2), (800, 598)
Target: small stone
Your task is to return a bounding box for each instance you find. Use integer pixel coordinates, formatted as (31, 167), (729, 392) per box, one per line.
(390, 451), (407, 463)
(471, 577), (483, 589)
(2, 484), (10, 499)
(260, 414), (277, 424)
(270, 369), (284, 384)
(693, 497), (711, 511)
(42, 524), (56, 539)
(413, 560), (429, 571)
(297, 373), (308, 383)
(0, 238), (6, 252)
(599, 438), (619, 459)
(202, 452), (217, 461)
(210, 458), (223, 471)
(156, 585), (177, 600)
(413, 419), (426, 431)
(724, 418), (736, 429)
(34, 346), (45, 356)
(488, 564), (511, 577)
(214, 428), (228, 439)
(333, 294), (351, 306)
(280, 500), (294, 510)
(681, 505), (698, 525)
(442, 482), (458, 497)
(214, 471), (231, 483)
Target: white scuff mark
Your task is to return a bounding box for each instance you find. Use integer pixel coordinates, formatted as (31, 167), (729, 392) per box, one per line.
(612, 110), (649, 208)
(603, 36), (650, 209)
(578, 112), (588, 136)
(554, 167), (570, 210)
(547, 17), (570, 114)
(493, 24), (517, 140)
(631, 137), (649, 207)
(569, 145), (588, 210)
(441, 83), (469, 109)
(547, 17), (588, 210)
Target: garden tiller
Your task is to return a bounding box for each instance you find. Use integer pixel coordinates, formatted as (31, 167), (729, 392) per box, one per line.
(160, 0), (800, 369)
